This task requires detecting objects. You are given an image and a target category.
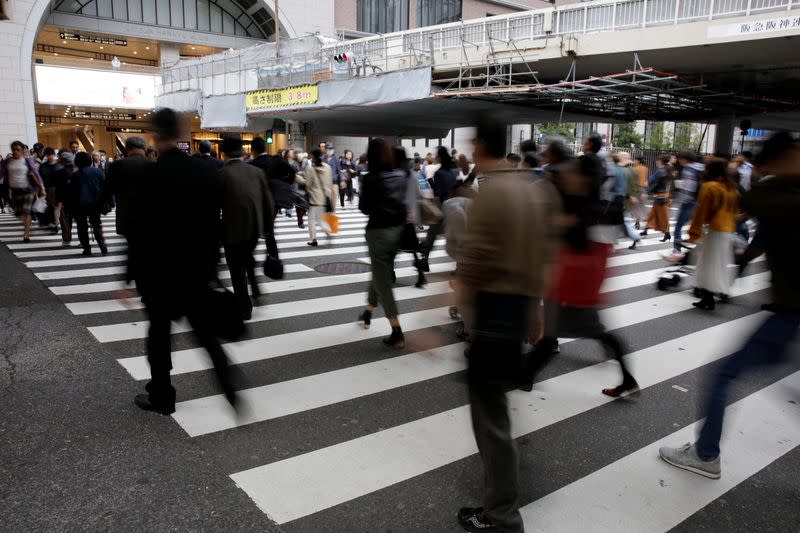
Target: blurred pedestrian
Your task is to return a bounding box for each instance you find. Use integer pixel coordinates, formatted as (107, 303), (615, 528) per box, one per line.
(665, 151), (704, 261)
(220, 135), (274, 320)
(296, 148), (334, 247)
(54, 150), (75, 246)
(685, 159), (739, 310)
(128, 108), (239, 415)
(659, 132), (800, 479)
(420, 146), (459, 268)
(70, 151), (108, 256)
(358, 138), (408, 348)
(640, 154), (673, 242)
(0, 140), (45, 242)
(455, 118), (560, 533)
(38, 147), (61, 233)
(339, 149), (356, 208)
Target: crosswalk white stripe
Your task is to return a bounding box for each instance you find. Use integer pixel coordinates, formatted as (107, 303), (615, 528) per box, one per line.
(228, 313), (767, 524)
(35, 263), (314, 281)
(89, 281), (453, 343)
(520, 370), (800, 533)
(117, 306), (458, 380)
(64, 263), (457, 314)
(116, 257), (761, 379)
(172, 272), (771, 437)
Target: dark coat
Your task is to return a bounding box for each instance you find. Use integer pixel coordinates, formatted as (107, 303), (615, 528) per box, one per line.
(220, 159), (274, 245)
(432, 167), (459, 205)
(102, 154), (153, 237)
(130, 147), (222, 310)
(68, 166), (105, 211)
(250, 154), (295, 209)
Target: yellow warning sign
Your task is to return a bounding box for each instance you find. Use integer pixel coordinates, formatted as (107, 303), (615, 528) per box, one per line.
(246, 84), (318, 111)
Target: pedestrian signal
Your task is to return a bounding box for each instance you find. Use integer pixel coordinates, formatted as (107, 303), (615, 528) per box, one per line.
(266, 129), (274, 144)
(333, 53), (352, 63)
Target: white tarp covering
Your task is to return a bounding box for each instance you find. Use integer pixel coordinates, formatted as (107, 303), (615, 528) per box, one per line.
(155, 90), (201, 113)
(201, 94), (247, 129)
(315, 68), (432, 108)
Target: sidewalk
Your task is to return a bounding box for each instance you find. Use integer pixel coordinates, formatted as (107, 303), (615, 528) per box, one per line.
(0, 242), (281, 532)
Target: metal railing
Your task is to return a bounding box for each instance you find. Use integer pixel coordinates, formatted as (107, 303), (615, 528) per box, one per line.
(157, 0), (797, 99)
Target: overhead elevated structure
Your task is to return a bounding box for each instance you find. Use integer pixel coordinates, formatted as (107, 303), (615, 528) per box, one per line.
(156, 0), (800, 136)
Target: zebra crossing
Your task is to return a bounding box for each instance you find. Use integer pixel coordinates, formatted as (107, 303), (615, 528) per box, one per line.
(1, 208), (797, 533)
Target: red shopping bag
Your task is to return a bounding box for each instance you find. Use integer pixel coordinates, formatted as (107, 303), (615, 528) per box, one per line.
(548, 242), (612, 307)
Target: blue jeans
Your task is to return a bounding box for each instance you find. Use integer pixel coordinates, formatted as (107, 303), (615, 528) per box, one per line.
(673, 198), (696, 252)
(696, 311), (800, 460)
(623, 212), (640, 242)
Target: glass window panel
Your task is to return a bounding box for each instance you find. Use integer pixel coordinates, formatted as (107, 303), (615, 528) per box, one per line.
(210, 2), (222, 33)
(141, 0), (156, 22)
(197, 0), (210, 30)
(417, 0), (461, 27)
(170, 0), (183, 27)
(183, 0), (196, 28)
(128, 0), (142, 21)
(156, 0), (170, 24)
(216, 0), (241, 18)
(96, 0), (113, 17)
(222, 12), (234, 34)
(356, 0), (408, 33)
(111, 0), (126, 19)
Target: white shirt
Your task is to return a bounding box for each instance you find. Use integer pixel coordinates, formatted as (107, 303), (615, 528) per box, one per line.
(7, 157), (29, 189)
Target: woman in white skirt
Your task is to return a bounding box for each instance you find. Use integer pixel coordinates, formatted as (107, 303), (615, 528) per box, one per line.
(686, 159), (740, 310)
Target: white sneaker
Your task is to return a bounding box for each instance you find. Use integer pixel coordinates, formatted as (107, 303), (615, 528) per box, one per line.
(659, 443), (721, 479)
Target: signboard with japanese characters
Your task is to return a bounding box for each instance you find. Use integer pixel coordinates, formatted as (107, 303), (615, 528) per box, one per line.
(245, 84), (319, 111)
(708, 15), (800, 39)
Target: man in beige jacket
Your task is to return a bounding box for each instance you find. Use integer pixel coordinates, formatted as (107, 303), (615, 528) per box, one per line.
(456, 119), (561, 533)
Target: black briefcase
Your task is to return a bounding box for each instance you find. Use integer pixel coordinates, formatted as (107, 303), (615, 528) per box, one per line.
(204, 282), (246, 341)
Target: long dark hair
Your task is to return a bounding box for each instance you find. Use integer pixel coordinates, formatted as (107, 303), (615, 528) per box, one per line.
(437, 146), (455, 169)
(367, 138), (393, 174)
(392, 145), (409, 173)
(703, 158), (737, 188)
(310, 148), (323, 167)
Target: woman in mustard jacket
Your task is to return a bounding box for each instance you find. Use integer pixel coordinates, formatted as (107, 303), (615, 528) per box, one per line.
(686, 159), (740, 310)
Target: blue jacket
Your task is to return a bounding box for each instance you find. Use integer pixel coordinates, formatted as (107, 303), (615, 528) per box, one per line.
(72, 166), (105, 208)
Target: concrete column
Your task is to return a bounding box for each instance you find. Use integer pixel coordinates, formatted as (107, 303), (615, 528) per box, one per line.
(713, 114), (736, 157)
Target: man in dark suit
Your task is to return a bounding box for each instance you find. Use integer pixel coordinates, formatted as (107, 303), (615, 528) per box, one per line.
(128, 109), (238, 415)
(220, 135), (274, 320)
(195, 139), (224, 171)
(249, 137), (291, 261)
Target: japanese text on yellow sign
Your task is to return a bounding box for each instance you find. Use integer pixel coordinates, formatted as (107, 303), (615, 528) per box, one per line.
(246, 84), (318, 111)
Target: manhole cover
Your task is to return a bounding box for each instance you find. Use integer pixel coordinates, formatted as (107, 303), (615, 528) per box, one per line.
(314, 261), (372, 275)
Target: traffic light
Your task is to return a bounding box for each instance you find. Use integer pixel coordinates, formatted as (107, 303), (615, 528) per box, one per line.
(266, 129), (274, 144)
(333, 52), (352, 63)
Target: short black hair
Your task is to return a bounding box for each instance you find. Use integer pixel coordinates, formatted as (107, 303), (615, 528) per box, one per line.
(754, 131), (796, 167)
(125, 136), (147, 150)
(251, 136), (267, 154)
(152, 108), (180, 141)
(741, 150), (753, 159)
(585, 134), (602, 154)
(69, 140), (79, 147)
(74, 151), (92, 169)
(520, 139), (537, 153)
(198, 140), (212, 154)
(43, 147), (55, 157)
(475, 116), (507, 160)
(678, 150), (696, 162)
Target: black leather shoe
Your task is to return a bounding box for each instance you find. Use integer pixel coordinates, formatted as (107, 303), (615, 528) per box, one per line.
(660, 232), (672, 242)
(134, 393), (175, 415)
(359, 309), (372, 329)
(383, 327), (405, 348)
(457, 507), (502, 532)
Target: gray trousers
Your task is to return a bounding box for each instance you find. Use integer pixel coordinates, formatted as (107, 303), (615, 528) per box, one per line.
(469, 382), (524, 532)
(366, 225), (403, 318)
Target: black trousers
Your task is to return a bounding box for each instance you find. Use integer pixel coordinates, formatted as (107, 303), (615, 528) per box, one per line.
(339, 182), (353, 206)
(74, 208), (106, 252)
(145, 298), (234, 406)
(265, 209), (280, 259)
(224, 239), (258, 319)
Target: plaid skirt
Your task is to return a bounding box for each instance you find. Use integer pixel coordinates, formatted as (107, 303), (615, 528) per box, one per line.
(10, 188), (35, 216)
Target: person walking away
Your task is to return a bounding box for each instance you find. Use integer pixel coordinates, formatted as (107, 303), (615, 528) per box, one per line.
(54, 150), (76, 246)
(220, 136), (274, 320)
(455, 118), (561, 533)
(633, 156), (649, 228)
(528, 147), (640, 399)
(640, 154), (673, 242)
(339, 149), (357, 208)
(665, 151), (704, 261)
(684, 159), (739, 310)
(296, 149), (334, 247)
(394, 146), (427, 288)
(70, 152), (108, 256)
(420, 147), (459, 268)
(357, 138), (408, 348)
(38, 147), (61, 233)
(0, 140), (45, 242)
(128, 108), (240, 415)
(319, 142), (340, 208)
(614, 152), (643, 249)
(443, 180), (476, 339)
(195, 140), (224, 170)
(101, 136), (152, 276)
(283, 149), (297, 218)
(249, 137), (290, 263)
(659, 132), (800, 479)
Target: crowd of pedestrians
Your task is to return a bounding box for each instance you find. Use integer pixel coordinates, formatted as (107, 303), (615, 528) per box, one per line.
(2, 111), (798, 533)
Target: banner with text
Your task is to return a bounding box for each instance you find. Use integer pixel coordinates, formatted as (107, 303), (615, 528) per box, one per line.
(708, 14), (800, 39)
(246, 84), (318, 111)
